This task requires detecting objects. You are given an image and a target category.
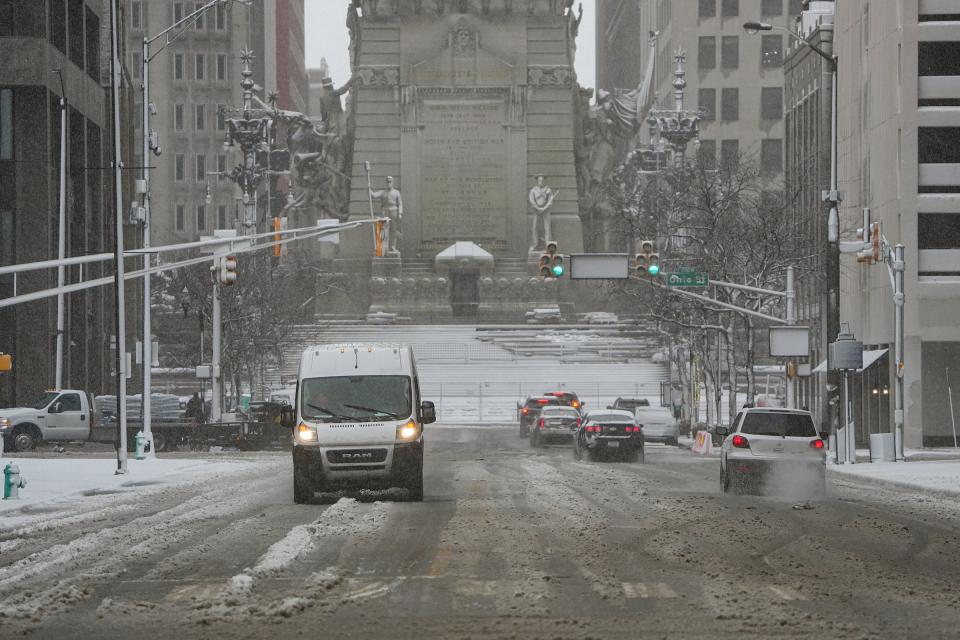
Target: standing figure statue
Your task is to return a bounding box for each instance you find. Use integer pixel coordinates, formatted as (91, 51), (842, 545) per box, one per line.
(370, 176), (403, 254)
(528, 175), (557, 252)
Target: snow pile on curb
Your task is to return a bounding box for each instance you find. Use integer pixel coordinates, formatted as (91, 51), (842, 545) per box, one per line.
(829, 459), (960, 496)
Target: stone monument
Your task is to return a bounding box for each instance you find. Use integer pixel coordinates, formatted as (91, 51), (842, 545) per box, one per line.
(528, 174), (556, 252)
(329, 0), (586, 320)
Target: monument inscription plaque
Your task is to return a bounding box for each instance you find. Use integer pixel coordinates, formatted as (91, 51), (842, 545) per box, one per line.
(419, 93), (509, 253)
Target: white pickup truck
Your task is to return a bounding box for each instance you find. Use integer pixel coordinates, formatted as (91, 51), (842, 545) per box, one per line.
(0, 390), (115, 451)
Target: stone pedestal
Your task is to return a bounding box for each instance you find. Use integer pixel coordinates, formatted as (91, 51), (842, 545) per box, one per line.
(371, 256), (402, 278)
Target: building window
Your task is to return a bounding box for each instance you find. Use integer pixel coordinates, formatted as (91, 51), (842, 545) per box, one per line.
(788, 0), (803, 14)
(215, 2), (226, 30)
(761, 34), (783, 67)
(699, 37), (716, 70)
(698, 0), (716, 18)
(699, 88), (716, 121)
(49, 0), (66, 53)
(721, 88), (739, 121)
(761, 0), (782, 16)
(761, 87), (783, 120)
(919, 214), (960, 249)
(196, 154), (206, 182)
(132, 52), (142, 79)
(174, 104), (184, 131)
(721, 36), (739, 69)
(216, 54), (227, 81)
(197, 205), (206, 231)
(174, 53), (184, 80)
(721, 139), (739, 167)
(195, 54), (205, 81)
(131, 1), (143, 29)
(919, 127), (960, 163)
(721, 0), (738, 17)
(195, 104), (205, 131)
(194, 2), (204, 29)
(698, 139), (717, 169)
(216, 106), (226, 131)
(68, 0), (84, 68)
(217, 154), (226, 176)
(217, 205), (227, 229)
(173, 2), (183, 24)
(176, 204), (185, 231)
(175, 154), (185, 181)
(0, 89), (12, 160)
(761, 138), (783, 173)
(919, 42), (960, 76)
(84, 6), (100, 81)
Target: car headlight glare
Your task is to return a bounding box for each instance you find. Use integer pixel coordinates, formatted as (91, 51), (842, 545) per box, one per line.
(296, 422), (317, 442)
(396, 420), (418, 441)
(0, 417), (10, 429)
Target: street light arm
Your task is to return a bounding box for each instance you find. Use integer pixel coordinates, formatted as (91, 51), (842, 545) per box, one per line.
(147, 0), (252, 54)
(743, 22), (836, 69)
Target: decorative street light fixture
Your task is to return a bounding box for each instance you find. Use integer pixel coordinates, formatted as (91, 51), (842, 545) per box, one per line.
(646, 49), (706, 168)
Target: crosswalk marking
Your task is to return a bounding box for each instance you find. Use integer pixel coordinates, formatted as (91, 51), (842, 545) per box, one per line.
(622, 582), (678, 599)
(164, 582), (224, 602)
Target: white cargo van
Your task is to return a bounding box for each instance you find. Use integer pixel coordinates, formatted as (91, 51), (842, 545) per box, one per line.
(286, 344), (435, 503)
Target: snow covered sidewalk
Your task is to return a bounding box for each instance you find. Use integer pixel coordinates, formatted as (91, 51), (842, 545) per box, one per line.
(829, 457), (960, 497)
(0, 456), (258, 518)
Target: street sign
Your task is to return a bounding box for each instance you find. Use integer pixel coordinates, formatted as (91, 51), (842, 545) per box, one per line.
(569, 254), (630, 280)
(769, 326), (810, 357)
(666, 271), (709, 287)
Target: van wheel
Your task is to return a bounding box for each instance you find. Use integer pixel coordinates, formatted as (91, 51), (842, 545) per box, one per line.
(293, 465), (316, 504)
(405, 469), (424, 502)
(12, 425), (39, 452)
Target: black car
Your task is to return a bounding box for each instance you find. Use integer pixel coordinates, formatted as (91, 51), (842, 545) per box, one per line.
(530, 405), (581, 448)
(518, 395), (560, 435)
(573, 410), (644, 462)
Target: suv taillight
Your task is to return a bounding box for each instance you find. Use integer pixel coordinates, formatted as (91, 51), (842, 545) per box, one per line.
(521, 407), (529, 415)
(538, 418), (545, 429)
(731, 434), (750, 449)
(810, 438), (825, 450)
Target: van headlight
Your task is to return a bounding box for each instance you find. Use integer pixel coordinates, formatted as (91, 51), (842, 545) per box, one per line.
(0, 417), (9, 430)
(395, 420), (419, 441)
(296, 422), (317, 442)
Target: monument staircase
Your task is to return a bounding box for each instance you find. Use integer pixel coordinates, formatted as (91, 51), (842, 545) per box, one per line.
(399, 257), (531, 278)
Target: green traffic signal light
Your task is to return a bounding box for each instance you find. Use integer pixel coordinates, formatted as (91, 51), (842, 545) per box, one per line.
(552, 263), (565, 277)
(647, 264), (660, 276)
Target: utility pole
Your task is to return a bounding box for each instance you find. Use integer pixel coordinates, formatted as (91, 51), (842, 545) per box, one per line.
(109, 0), (128, 474)
(211, 273), (222, 422)
(53, 70), (67, 390)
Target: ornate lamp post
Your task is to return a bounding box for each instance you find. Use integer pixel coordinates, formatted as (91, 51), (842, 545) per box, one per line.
(646, 49), (706, 168)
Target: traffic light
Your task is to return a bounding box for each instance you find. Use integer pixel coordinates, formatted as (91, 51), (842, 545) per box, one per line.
(635, 240), (660, 278)
(0, 353), (11, 373)
(219, 255), (238, 286)
(539, 241), (565, 278)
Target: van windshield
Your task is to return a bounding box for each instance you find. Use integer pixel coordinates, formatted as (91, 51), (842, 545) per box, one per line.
(300, 376), (412, 422)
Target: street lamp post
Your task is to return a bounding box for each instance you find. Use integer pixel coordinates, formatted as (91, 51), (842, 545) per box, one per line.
(743, 21), (840, 241)
(138, 0), (249, 454)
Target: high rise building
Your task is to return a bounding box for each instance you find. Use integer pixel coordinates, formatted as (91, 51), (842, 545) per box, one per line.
(784, 1), (838, 434)
(597, 0), (802, 171)
(836, 0), (960, 446)
(0, 1), (126, 404)
(128, 0), (306, 246)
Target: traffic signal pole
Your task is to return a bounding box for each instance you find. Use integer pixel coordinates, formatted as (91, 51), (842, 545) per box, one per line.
(786, 266), (797, 409)
(211, 273), (222, 423)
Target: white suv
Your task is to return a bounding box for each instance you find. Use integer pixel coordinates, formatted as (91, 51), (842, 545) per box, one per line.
(717, 408), (826, 497)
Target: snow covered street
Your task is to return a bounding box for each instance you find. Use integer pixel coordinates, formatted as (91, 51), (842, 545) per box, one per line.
(2, 428), (960, 639)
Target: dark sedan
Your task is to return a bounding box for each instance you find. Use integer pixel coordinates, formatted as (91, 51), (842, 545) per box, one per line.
(530, 406), (582, 448)
(573, 409), (644, 463)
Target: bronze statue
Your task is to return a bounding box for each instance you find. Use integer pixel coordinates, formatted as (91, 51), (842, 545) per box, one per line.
(370, 176), (403, 254)
(528, 175), (556, 252)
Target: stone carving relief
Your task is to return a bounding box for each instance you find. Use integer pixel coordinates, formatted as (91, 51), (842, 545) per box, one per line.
(355, 66), (400, 87)
(527, 66), (573, 87)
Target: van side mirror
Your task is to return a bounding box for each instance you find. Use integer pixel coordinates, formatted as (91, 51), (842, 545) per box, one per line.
(420, 401), (436, 425)
(715, 425), (729, 437)
(279, 407), (296, 429)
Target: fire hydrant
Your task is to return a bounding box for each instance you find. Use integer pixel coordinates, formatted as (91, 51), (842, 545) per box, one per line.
(3, 462), (26, 500)
(135, 430), (146, 460)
